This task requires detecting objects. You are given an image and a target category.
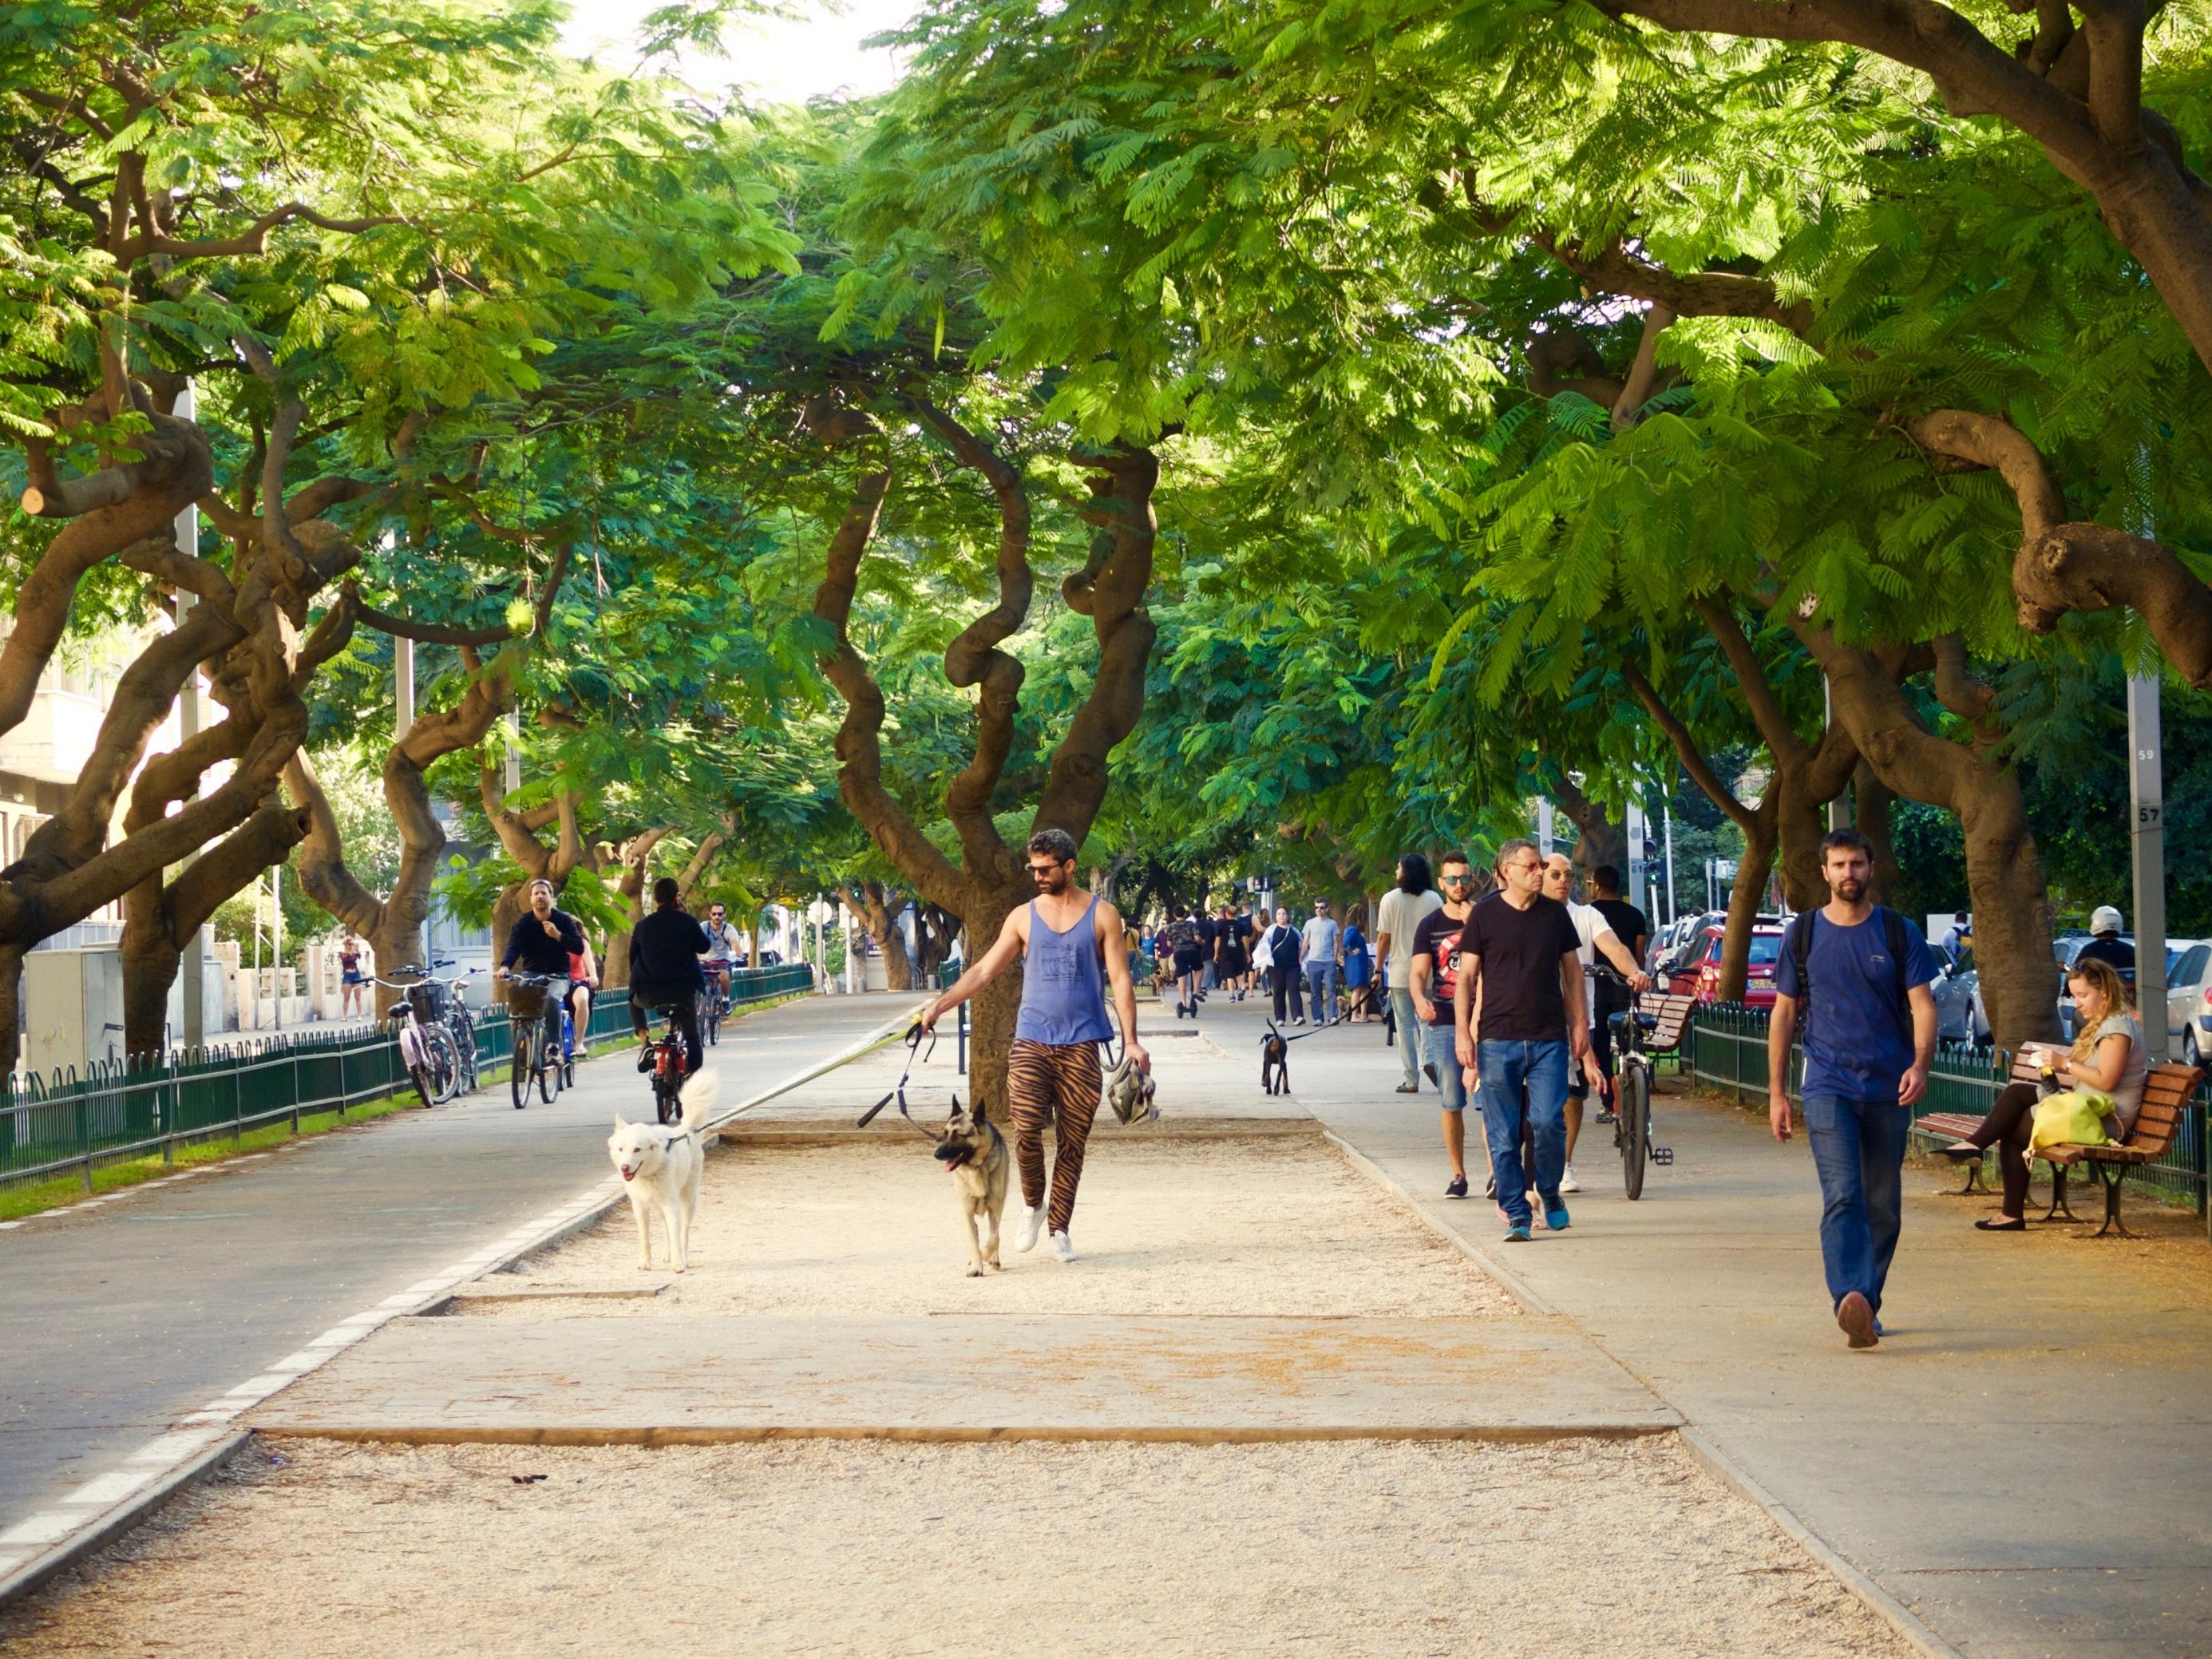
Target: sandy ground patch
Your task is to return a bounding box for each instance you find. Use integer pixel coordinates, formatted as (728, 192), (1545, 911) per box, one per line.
(4, 1436), (1911, 1659)
(477, 1134), (1517, 1320)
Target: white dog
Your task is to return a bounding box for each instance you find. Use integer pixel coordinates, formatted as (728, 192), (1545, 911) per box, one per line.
(607, 1070), (716, 1272)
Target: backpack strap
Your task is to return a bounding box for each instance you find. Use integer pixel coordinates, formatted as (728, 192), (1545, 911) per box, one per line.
(1787, 910), (1816, 1016)
(1880, 905), (1909, 1018)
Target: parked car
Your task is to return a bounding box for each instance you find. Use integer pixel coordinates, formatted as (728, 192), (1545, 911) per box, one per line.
(1926, 944), (1989, 1046)
(1667, 923), (1787, 1009)
(2163, 940), (2212, 1063)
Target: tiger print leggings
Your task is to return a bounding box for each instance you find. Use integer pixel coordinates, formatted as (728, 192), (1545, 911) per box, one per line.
(1006, 1039), (1102, 1235)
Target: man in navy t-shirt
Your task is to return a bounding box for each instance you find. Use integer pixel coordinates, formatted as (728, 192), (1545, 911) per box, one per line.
(1769, 828), (1938, 1351)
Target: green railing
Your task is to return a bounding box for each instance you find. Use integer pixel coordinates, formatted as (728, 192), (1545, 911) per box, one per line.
(1686, 1003), (2209, 1214)
(1, 966), (813, 1191)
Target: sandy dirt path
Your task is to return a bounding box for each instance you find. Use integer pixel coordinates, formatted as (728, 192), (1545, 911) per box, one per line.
(6, 1436), (1911, 1659)
(471, 1132), (1519, 1320)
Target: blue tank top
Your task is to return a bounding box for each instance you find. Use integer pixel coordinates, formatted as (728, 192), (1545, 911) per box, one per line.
(1015, 894), (1114, 1045)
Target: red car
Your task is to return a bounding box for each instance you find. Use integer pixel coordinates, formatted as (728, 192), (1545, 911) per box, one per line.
(1665, 924), (1786, 1008)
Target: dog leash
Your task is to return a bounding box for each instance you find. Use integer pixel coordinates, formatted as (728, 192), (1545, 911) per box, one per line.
(856, 1020), (941, 1138)
(1264, 1008), (1352, 1047)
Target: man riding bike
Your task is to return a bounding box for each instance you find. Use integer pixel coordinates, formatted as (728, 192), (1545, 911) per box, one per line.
(628, 876), (710, 1076)
(698, 903), (743, 1001)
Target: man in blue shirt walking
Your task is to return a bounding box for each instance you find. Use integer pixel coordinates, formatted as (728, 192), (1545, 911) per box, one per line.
(1769, 829), (1939, 1349)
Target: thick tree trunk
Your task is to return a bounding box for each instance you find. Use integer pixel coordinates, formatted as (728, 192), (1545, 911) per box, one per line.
(1799, 630), (2058, 1049)
(1717, 820), (1779, 1004)
(0, 944), (23, 1076)
(1553, 775), (1624, 877)
(1855, 764), (1903, 909)
(837, 882), (916, 992)
(963, 887), (1024, 1120)
(1771, 730), (1858, 912)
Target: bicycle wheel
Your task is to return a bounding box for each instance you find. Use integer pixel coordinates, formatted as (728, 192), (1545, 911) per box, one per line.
(423, 1025), (462, 1104)
(511, 1027), (532, 1110)
(538, 1016), (563, 1104)
(451, 1015), (478, 1094)
(1620, 1062), (1650, 1202)
(655, 1055), (680, 1125)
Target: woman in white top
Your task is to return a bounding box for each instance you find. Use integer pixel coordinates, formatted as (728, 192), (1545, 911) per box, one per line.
(1939, 956), (2146, 1230)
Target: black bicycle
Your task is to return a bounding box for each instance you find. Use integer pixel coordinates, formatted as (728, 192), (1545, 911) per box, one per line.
(641, 999), (694, 1125)
(436, 963), (482, 1096)
(699, 971), (729, 1047)
(1597, 964), (1674, 1200)
(503, 972), (567, 1110)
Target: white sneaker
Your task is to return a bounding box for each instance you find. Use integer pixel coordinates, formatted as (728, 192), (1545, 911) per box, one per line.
(1015, 1205), (1047, 1253)
(1050, 1230), (1078, 1263)
(1561, 1163), (1581, 1194)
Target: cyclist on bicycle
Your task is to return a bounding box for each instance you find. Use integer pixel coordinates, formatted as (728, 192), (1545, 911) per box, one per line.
(495, 877), (586, 992)
(698, 903), (742, 1001)
(627, 876), (710, 1075)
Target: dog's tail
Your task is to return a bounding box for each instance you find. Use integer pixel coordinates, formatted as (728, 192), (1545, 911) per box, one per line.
(676, 1067), (720, 1133)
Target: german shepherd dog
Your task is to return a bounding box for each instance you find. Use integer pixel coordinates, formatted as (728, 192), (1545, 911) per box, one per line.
(934, 1094), (1010, 1277)
(1260, 1027), (1292, 1096)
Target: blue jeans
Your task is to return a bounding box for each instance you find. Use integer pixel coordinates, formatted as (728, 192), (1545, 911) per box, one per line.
(1304, 961), (1339, 1024)
(1801, 1095), (1910, 1316)
(1390, 989), (1420, 1087)
(1418, 1024), (1467, 1113)
(1478, 1039), (1569, 1226)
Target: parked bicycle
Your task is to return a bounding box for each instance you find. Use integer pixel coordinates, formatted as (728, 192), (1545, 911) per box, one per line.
(1596, 964), (1674, 1200)
(432, 961), (483, 1096)
(503, 972), (568, 1111)
(639, 997), (694, 1126)
(376, 964), (462, 1107)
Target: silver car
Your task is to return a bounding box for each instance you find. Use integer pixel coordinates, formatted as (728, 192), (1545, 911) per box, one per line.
(2164, 940), (2212, 1064)
(1929, 944), (1987, 1046)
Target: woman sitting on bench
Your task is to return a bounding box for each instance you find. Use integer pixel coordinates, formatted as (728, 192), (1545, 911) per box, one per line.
(1938, 957), (2146, 1231)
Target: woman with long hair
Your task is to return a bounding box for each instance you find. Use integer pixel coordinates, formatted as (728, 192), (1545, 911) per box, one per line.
(1938, 956), (2146, 1230)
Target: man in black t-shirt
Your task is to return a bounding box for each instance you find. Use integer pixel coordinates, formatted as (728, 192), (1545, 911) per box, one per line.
(1587, 864), (1650, 1109)
(1453, 838), (1589, 1242)
(1410, 851), (1482, 1199)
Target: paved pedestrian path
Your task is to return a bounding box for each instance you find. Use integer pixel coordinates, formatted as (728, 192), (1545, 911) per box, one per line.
(0, 994), (911, 1556)
(1245, 997), (2212, 1659)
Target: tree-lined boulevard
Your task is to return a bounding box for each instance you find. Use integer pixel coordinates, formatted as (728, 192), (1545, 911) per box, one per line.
(6, 0), (2212, 1652)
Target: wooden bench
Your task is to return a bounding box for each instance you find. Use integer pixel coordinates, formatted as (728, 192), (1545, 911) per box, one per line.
(1912, 1055), (2042, 1199)
(1913, 1054), (2200, 1233)
(2039, 1061), (2199, 1238)
(1633, 992), (1696, 1071)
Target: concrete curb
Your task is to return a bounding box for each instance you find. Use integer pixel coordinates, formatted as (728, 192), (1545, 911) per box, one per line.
(0, 1430), (249, 1613)
(1679, 1427), (1967, 1659)
(1320, 1129), (1560, 1316)
(258, 1422), (1681, 1449)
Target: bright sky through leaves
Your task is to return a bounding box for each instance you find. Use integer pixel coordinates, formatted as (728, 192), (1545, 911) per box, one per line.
(559, 0), (913, 102)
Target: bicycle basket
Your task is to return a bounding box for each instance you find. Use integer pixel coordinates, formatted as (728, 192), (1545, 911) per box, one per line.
(505, 978), (552, 1019)
(406, 980), (452, 1023)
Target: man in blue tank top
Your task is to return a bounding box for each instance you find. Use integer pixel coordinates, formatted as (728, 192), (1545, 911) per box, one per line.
(923, 828), (1148, 1263)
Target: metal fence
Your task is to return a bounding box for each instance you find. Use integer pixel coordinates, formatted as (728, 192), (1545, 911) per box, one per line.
(2, 965), (813, 1192)
(1686, 1002), (2210, 1215)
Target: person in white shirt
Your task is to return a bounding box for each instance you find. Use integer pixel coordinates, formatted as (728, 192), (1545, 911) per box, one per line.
(1541, 855), (1651, 1193)
(1375, 855), (1444, 1095)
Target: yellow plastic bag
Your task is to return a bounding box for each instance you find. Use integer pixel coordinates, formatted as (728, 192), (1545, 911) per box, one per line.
(2026, 1090), (2114, 1158)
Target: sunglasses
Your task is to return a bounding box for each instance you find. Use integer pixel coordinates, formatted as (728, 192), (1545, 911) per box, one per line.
(1441, 873), (1473, 885)
(1027, 863), (1063, 877)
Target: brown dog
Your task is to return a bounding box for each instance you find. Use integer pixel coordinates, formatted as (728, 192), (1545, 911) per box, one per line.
(934, 1095), (1010, 1276)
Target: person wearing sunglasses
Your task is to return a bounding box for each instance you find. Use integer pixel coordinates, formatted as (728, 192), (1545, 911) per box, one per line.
(1409, 853), (1484, 1198)
(921, 828), (1148, 1264)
